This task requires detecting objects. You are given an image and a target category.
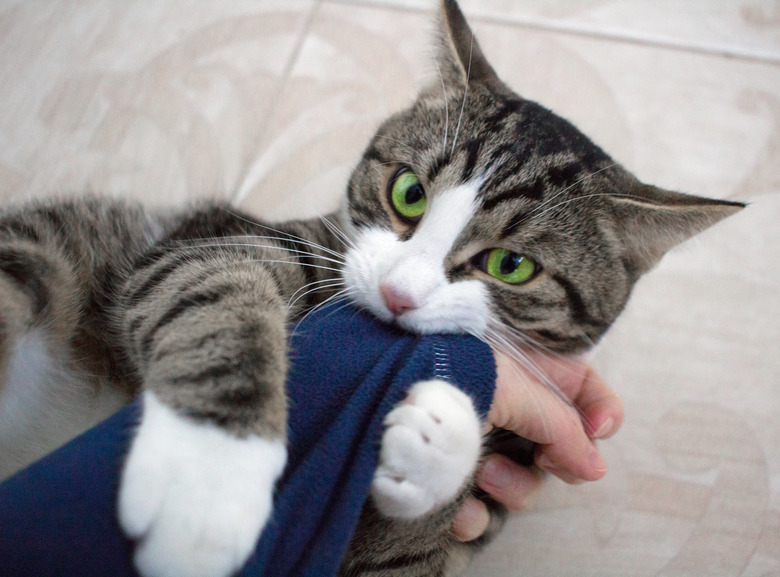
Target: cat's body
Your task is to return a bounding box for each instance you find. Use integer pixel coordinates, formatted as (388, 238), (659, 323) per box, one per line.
(0, 2), (742, 577)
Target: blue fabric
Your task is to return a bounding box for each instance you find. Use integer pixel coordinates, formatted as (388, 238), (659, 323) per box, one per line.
(0, 304), (496, 576)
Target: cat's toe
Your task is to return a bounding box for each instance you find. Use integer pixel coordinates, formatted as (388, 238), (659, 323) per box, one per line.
(371, 379), (482, 519)
(371, 471), (437, 519)
(118, 392), (287, 577)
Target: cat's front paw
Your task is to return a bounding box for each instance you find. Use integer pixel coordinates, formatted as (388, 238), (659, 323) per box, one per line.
(372, 379), (482, 519)
(118, 392), (287, 577)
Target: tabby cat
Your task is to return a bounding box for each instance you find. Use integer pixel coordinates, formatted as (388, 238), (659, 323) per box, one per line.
(0, 1), (742, 576)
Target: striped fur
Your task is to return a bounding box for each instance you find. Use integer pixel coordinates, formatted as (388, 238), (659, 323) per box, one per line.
(0, 1), (743, 576)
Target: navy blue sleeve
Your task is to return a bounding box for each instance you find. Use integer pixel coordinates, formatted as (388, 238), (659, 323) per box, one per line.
(0, 304), (496, 577)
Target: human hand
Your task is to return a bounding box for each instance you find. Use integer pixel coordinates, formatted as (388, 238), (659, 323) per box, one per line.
(451, 350), (624, 541)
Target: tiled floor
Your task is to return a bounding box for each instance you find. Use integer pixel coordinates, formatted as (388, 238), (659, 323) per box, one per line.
(1, 1), (778, 575)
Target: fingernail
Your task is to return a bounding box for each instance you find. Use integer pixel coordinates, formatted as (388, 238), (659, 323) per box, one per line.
(592, 418), (614, 439)
(478, 456), (512, 490)
(536, 455), (583, 484)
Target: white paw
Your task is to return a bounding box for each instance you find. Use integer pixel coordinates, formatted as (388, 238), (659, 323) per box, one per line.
(118, 391), (287, 577)
(371, 379), (482, 519)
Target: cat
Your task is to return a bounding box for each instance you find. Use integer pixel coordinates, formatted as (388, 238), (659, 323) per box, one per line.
(0, 1), (743, 576)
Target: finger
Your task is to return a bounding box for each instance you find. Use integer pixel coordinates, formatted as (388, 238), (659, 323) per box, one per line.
(475, 454), (544, 511)
(452, 497), (489, 542)
(573, 363), (624, 439)
(536, 435), (607, 482)
(496, 351), (592, 402)
(493, 348), (621, 444)
(489, 352), (584, 445)
(520, 354), (623, 439)
(532, 353), (624, 437)
(490, 350), (613, 481)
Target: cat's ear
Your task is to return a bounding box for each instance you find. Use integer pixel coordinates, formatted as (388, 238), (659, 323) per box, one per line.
(610, 184), (745, 273)
(433, 0), (511, 94)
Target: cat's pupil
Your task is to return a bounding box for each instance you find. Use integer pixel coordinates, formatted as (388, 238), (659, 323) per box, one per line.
(500, 253), (521, 275)
(405, 185), (423, 205)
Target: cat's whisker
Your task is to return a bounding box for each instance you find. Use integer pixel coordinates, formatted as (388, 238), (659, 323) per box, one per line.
(429, 47), (449, 156)
(178, 240), (346, 267)
(221, 210), (348, 261)
(498, 331), (591, 401)
(492, 321), (568, 363)
(493, 326), (571, 396)
(137, 246), (343, 275)
(245, 257), (342, 274)
(374, 135), (420, 160)
(530, 162), (618, 212)
(370, 159), (428, 183)
(574, 329), (597, 351)
(176, 234), (347, 263)
(512, 163), (618, 228)
(291, 287), (356, 334)
(287, 276), (345, 297)
(243, 232), (348, 262)
(521, 191), (660, 226)
(287, 279), (346, 312)
(480, 328), (557, 439)
(449, 32), (473, 160)
(505, 165), (612, 232)
(319, 215), (355, 251)
(482, 323), (594, 431)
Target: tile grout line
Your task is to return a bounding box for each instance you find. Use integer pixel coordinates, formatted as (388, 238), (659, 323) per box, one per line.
(323, 0), (780, 66)
(230, 0), (323, 207)
(477, 13), (780, 66)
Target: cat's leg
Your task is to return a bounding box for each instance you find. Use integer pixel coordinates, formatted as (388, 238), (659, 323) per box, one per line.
(338, 381), (484, 577)
(371, 379), (483, 519)
(0, 234), (119, 479)
(0, 240), (74, 476)
(117, 247), (292, 577)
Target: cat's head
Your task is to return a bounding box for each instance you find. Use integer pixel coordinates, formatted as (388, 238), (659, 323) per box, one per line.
(342, 0), (743, 354)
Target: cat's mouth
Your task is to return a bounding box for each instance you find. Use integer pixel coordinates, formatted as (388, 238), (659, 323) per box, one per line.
(365, 280), (490, 338)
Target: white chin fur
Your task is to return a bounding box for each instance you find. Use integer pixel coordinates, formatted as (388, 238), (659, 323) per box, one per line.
(118, 391), (287, 577)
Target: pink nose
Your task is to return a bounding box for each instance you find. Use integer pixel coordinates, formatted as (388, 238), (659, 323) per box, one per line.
(380, 284), (417, 316)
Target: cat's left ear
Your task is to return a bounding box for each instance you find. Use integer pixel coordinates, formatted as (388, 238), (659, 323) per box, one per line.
(610, 184), (745, 273)
(433, 0), (512, 95)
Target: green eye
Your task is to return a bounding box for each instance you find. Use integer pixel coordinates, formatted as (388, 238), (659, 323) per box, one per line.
(484, 248), (537, 284)
(389, 169), (426, 222)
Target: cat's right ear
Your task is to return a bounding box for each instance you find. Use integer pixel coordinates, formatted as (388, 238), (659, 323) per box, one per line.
(610, 184), (745, 273)
(432, 0), (512, 95)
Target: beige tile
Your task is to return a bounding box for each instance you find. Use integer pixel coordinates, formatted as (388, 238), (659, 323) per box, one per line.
(340, 0), (780, 60)
(0, 0), (315, 206)
(236, 3), (433, 221)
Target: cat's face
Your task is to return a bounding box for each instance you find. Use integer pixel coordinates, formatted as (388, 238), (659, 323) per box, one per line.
(342, 0), (742, 355)
(342, 87), (626, 353)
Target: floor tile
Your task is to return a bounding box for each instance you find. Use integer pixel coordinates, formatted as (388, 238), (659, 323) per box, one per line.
(235, 2), (432, 220)
(338, 0), (780, 61)
(0, 0), (315, 206)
